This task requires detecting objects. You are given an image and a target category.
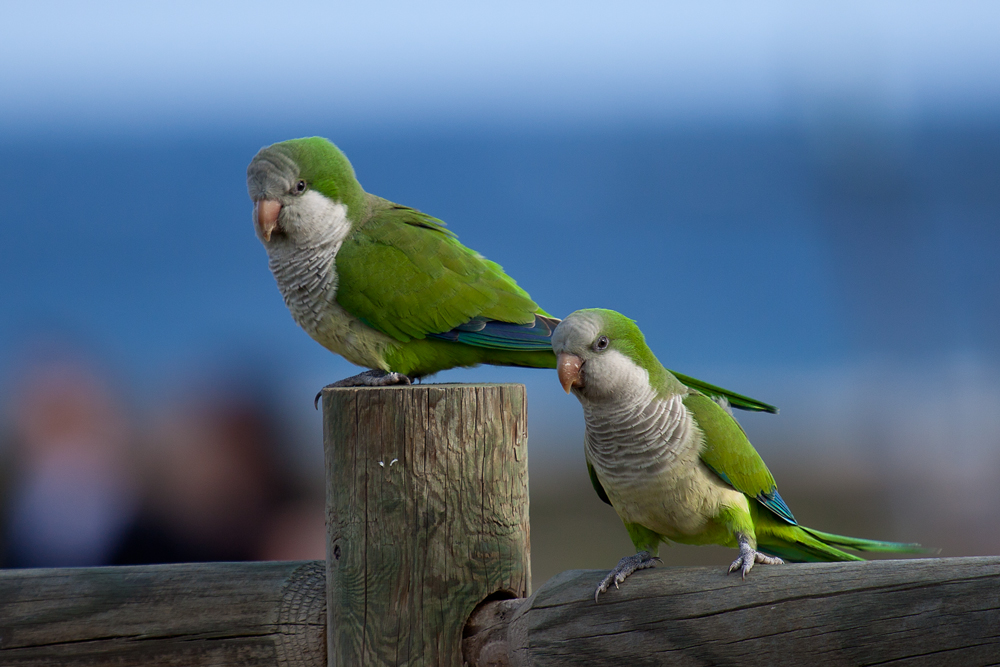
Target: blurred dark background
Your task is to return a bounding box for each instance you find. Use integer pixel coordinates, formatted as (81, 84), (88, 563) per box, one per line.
(2, 2), (999, 585)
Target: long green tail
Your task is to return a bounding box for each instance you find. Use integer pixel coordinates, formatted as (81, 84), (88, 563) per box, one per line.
(759, 523), (929, 563)
(671, 371), (778, 414)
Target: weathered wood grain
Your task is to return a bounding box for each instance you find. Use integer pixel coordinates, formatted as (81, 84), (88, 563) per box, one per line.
(0, 560), (326, 666)
(322, 383), (531, 667)
(463, 556), (1000, 667)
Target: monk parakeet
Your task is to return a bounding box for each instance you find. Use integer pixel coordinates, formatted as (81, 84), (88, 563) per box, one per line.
(246, 137), (775, 414)
(553, 308), (925, 601)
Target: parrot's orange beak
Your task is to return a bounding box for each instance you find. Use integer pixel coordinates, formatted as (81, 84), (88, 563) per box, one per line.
(557, 353), (584, 393)
(254, 199), (282, 242)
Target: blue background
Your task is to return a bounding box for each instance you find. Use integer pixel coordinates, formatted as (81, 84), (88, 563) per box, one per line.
(3, 2), (1000, 578)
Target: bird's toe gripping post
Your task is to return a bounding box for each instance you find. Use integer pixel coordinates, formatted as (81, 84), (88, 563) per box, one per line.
(728, 536), (784, 579)
(594, 551), (661, 602)
(314, 370), (413, 408)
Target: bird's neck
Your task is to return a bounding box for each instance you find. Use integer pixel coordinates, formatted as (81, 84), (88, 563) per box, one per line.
(266, 194), (353, 337)
(582, 388), (697, 486)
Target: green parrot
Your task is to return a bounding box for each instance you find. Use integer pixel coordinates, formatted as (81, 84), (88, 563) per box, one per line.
(552, 308), (926, 601)
(246, 136), (775, 414)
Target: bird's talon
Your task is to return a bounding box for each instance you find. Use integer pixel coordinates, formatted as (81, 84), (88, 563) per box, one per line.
(593, 551), (659, 601)
(316, 370), (413, 398)
(729, 537), (783, 579)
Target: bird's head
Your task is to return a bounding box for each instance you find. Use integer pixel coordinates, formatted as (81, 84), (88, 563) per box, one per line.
(246, 137), (366, 246)
(553, 309), (673, 403)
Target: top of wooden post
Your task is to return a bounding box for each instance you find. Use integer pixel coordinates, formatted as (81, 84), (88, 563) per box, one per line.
(320, 381), (525, 392)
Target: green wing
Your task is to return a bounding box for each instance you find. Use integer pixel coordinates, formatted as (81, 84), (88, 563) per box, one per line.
(335, 202), (544, 342)
(672, 371), (777, 414)
(587, 459), (612, 506)
(684, 392), (795, 524)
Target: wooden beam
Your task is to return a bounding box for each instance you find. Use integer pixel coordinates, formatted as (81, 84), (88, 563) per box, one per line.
(463, 556), (1000, 666)
(3, 547), (997, 666)
(0, 560), (326, 666)
(322, 383), (531, 667)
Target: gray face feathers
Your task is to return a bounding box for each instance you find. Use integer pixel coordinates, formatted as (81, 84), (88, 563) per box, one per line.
(554, 310), (646, 402)
(247, 145), (300, 203)
(552, 310), (604, 357)
(554, 309), (684, 403)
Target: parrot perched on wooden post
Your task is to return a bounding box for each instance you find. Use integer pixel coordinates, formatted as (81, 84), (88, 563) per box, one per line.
(552, 308), (926, 601)
(247, 137), (776, 414)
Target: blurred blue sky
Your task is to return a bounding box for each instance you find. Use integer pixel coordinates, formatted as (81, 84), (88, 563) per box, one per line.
(5, 1), (1000, 134)
(2, 1), (1000, 480)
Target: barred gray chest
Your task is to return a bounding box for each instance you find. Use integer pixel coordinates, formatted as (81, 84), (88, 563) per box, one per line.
(583, 392), (697, 488)
(268, 242), (339, 338)
(259, 191), (355, 341)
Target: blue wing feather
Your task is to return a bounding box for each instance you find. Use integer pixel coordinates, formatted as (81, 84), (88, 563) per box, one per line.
(428, 314), (558, 351)
(703, 465), (795, 525)
(759, 488), (796, 525)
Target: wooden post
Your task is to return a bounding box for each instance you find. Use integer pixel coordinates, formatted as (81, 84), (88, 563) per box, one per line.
(321, 383), (531, 667)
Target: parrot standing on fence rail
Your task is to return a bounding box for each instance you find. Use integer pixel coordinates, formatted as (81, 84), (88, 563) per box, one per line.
(552, 308), (927, 601)
(246, 137), (777, 415)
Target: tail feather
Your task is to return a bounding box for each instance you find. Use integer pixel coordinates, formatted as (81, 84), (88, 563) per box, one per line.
(758, 540), (863, 563)
(759, 523), (930, 563)
(801, 527), (929, 555)
(671, 371), (778, 414)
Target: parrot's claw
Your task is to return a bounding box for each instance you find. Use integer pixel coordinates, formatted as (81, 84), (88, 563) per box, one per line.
(594, 551), (660, 602)
(728, 537), (783, 579)
(313, 370), (413, 408)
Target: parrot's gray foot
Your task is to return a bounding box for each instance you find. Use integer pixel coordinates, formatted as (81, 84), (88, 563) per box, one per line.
(331, 369), (411, 388)
(595, 551), (660, 602)
(313, 370), (412, 408)
(728, 537), (783, 579)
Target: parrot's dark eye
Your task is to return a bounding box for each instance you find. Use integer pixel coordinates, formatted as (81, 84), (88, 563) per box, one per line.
(595, 335), (609, 351)
(295, 180), (307, 193)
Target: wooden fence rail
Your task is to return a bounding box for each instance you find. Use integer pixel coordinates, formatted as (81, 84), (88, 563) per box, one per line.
(1, 384), (999, 666)
(0, 560), (326, 667)
(465, 557), (1000, 666)
(3, 557), (999, 666)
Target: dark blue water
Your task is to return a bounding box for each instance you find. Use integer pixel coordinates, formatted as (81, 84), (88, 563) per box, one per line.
(3, 121), (999, 399)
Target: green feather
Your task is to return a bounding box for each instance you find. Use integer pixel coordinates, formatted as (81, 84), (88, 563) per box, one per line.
(335, 199), (545, 343)
(272, 137), (369, 217)
(751, 508), (928, 562)
(624, 522), (663, 555)
(587, 459), (612, 506)
(684, 392), (796, 524)
(381, 336), (556, 378)
(798, 527), (928, 555)
(671, 371), (778, 414)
